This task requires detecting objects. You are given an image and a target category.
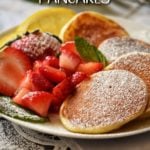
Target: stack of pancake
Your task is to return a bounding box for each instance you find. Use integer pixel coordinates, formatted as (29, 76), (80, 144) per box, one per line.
(59, 11), (150, 134)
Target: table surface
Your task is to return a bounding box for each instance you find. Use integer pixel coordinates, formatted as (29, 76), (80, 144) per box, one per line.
(0, 0), (150, 150)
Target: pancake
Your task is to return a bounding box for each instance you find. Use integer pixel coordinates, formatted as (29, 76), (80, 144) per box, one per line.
(60, 70), (148, 134)
(98, 37), (150, 63)
(59, 11), (128, 47)
(106, 52), (150, 118)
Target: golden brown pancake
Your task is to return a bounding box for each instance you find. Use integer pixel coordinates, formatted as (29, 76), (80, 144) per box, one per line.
(59, 11), (128, 47)
(99, 37), (150, 63)
(106, 52), (150, 118)
(60, 70), (148, 134)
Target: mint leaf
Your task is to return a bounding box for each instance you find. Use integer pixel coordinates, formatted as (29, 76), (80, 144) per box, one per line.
(75, 37), (108, 66)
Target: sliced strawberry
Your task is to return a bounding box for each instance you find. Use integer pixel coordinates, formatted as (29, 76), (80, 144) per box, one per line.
(0, 80), (16, 97)
(0, 47), (31, 96)
(77, 62), (103, 75)
(13, 88), (30, 106)
(31, 71), (54, 91)
(60, 68), (73, 77)
(19, 70), (33, 90)
(59, 50), (81, 72)
(43, 56), (59, 68)
(49, 96), (61, 113)
(13, 70), (53, 107)
(39, 65), (66, 83)
(4, 47), (32, 71)
(61, 41), (80, 56)
(33, 60), (43, 72)
(71, 72), (87, 86)
(20, 91), (54, 117)
(18, 70), (53, 91)
(52, 78), (75, 106)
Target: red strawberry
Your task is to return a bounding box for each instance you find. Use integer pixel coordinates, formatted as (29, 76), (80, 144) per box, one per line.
(20, 91), (54, 117)
(31, 72), (54, 91)
(52, 78), (75, 105)
(43, 56), (59, 68)
(49, 96), (61, 113)
(13, 70), (53, 105)
(77, 62), (103, 75)
(39, 65), (66, 83)
(59, 50), (81, 71)
(71, 72), (87, 86)
(60, 68), (73, 77)
(13, 88), (30, 106)
(61, 41), (80, 56)
(18, 70), (53, 91)
(11, 31), (61, 60)
(33, 60), (43, 72)
(50, 78), (76, 113)
(0, 47), (31, 96)
(18, 70), (33, 90)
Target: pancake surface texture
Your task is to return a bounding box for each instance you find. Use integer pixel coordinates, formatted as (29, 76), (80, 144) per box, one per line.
(60, 11), (128, 47)
(98, 37), (150, 63)
(60, 70), (148, 134)
(106, 52), (150, 118)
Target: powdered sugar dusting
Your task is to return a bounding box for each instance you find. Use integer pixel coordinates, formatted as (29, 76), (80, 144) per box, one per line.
(11, 32), (61, 58)
(64, 70), (147, 128)
(99, 37), (150, 63)
(109, 52), (150, 92)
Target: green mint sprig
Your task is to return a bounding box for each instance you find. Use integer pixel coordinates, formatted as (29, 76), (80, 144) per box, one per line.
(75, 37), (108, 66)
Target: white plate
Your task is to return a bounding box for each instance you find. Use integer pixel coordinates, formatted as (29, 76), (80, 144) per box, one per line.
(0, 17), (150, 139)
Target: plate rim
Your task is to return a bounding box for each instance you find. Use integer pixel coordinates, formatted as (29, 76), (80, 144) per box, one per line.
(0, 16), (150, 139)
(1, 113), (150, 139)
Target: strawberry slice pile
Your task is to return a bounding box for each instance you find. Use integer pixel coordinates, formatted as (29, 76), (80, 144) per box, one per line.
(0, 33), (104, 118)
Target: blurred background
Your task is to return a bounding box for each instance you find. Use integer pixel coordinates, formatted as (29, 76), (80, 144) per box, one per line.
(0, 0), (150, 32)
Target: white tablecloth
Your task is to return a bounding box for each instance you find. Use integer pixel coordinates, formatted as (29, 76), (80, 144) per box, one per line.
(0, 0), (150, 150)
